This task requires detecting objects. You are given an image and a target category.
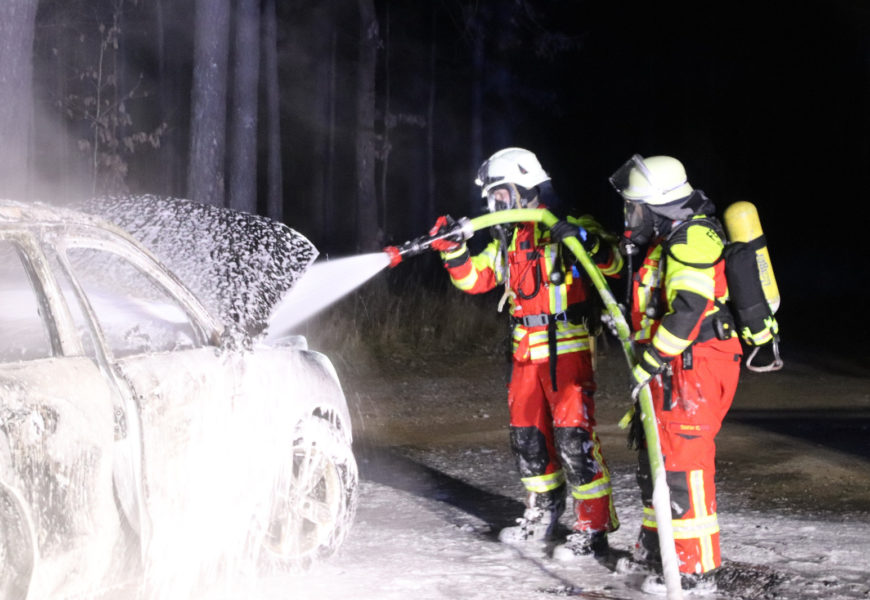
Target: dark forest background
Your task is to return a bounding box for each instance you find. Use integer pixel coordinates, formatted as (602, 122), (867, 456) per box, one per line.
(1, 0), (868, 351)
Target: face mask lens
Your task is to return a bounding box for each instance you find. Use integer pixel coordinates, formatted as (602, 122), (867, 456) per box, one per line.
(624, 201), (645, 228)
(487, 186), (514, 212)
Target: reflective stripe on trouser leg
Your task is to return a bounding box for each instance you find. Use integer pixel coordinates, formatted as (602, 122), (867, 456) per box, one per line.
(520, 470), (566, 494)
(555, 427), (619, 532)
(509, 425), (566, 511)
(640, 469), (720, 573)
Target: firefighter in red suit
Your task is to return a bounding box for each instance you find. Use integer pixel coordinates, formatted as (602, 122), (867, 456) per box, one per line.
(429, 148), (622, 559)
(609, 154), (742, 594)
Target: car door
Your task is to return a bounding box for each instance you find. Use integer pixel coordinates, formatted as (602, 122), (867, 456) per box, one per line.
(51, 233), (257, 559)
(0, 234), (121, 600)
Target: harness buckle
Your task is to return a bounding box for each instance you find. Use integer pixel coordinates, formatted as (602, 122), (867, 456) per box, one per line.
(518, 311), (568, 328)
(522, 313), (550, 327)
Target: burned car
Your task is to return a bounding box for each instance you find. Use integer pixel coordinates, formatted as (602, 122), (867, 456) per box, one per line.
(0, 198), (358, 599)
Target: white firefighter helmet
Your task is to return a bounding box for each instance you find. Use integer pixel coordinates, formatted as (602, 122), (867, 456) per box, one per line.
(609, 154), (693, 205)
(475, 147), (550, 211)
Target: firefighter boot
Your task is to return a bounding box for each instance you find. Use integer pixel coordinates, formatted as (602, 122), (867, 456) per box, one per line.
(498, 488), (566, 544)
(641, 570), (718, 596)
(615, 530), (661, 574)
(552, 530), (609, 561)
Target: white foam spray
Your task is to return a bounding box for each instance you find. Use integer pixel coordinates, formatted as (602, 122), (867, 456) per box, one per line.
(265, 252), (391, 340)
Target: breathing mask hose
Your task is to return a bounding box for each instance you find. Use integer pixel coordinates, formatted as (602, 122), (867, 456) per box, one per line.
(468, 208), (684, 600)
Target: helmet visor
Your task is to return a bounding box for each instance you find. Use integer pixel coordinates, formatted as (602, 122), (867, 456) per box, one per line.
(475, 159), (505, 197)
(609, 154), (652, 196)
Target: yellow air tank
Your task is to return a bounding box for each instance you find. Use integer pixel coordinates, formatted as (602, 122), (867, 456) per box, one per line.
(723, 201), (780, 313)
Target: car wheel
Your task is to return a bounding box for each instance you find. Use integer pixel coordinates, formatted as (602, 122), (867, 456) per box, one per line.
(0, 481), (36, 600)
(260, 415), (358, 571)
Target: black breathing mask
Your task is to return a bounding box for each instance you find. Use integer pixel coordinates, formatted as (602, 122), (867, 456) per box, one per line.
(623, 200), (656, 248)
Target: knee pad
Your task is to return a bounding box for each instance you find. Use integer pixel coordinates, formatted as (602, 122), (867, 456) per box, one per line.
(553, 427), (597, 483)
(509, 426), (550, 477)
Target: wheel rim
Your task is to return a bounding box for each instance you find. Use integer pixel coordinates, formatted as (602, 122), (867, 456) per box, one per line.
(264, 428), (345, 560)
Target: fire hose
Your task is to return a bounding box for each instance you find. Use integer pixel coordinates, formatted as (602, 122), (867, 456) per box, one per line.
(384, 208), (684, 599)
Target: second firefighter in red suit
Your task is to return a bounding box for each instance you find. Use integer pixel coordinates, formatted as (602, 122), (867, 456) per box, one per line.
(609, 154), (742, 595)
(430, 147), (622, 559)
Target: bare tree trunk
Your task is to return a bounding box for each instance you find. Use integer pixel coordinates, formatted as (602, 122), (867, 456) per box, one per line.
(311, 4), (337, 247)
(155, 0), (185, 196)
(228, 0), (260, 214)
(355, 0), (380, 251)
(324, 30), (337, 243)
(469, 16), (484, 214)
(0, 0), (38, 199)
(188, 0), (231, 207)
(262, 0), (283, 222)
(425, 4), (437, 227)
(378, 2), (390, 238)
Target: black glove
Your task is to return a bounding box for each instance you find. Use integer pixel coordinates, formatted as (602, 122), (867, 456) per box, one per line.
(551, 220), (595, 248)
(550, 220), (578, 242)
(630, 343), (669, 399)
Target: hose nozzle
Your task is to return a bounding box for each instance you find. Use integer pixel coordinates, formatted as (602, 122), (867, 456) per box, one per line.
(382, 217), (473, 268)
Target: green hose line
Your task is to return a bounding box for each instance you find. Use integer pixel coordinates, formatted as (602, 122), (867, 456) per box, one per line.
(468, 208), (684, 599)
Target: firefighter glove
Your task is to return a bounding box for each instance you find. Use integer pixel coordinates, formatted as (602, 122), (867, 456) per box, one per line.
(551, 220), (596, 252)
(550, 220), (585, 243)
(630, 344), (669, 399)
(429, 215), (463, 252)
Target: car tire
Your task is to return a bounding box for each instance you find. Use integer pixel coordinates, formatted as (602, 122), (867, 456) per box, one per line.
(259, 414), (358, 572)
(0, 480), (36, 600)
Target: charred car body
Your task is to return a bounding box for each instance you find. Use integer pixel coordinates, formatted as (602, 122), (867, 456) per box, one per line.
(0, 198), (358, 599)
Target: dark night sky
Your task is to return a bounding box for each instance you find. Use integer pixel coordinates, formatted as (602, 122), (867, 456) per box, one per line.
(456, 2), (870, 350)
(33, 1), (864, 350)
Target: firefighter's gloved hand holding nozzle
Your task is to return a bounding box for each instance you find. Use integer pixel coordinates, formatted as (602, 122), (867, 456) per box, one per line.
(630, 343), (670, 400)
(429, 215), (465, 252)
(383, 215), (473, 267)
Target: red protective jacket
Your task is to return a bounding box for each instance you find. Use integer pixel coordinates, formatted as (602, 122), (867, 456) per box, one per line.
(440, 216), (622, 364)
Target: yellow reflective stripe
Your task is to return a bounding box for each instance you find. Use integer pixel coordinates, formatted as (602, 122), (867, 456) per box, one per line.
(452, 269), (478, 291)
(652, 324), (690, 356)
(672, 514), (720, 540)
(742, 326), (773, 345)
(523, 328), (590, 344)
(571, 436), (612, 501)
(571, 474), (612, 500)
(668, 270), (715, 300)
(592, 432), (620, 530)
(642, 506), (657, 529)
(690, 470), (718, 572)
(641, 510), (719, 539)
(442, 245), (467, 260)
(632, 325), (653, 342)
(641, 470), (719, 572)
(545, 244), (568, 314)
(521, 470), (566, 493)
(478, 241), (500, 263)
(528, 341), (591, 361)
(522, 329), (591, 361)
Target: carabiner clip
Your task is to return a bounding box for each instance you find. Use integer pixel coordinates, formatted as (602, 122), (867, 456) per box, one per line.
(745, 337), (784, 373)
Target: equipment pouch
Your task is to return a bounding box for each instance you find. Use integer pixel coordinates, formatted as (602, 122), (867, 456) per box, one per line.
(713, 310), (736, 341)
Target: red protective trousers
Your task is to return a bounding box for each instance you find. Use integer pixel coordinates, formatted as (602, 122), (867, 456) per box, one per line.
(508, 350), (619, 533)
(637, 337), (741, 574)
